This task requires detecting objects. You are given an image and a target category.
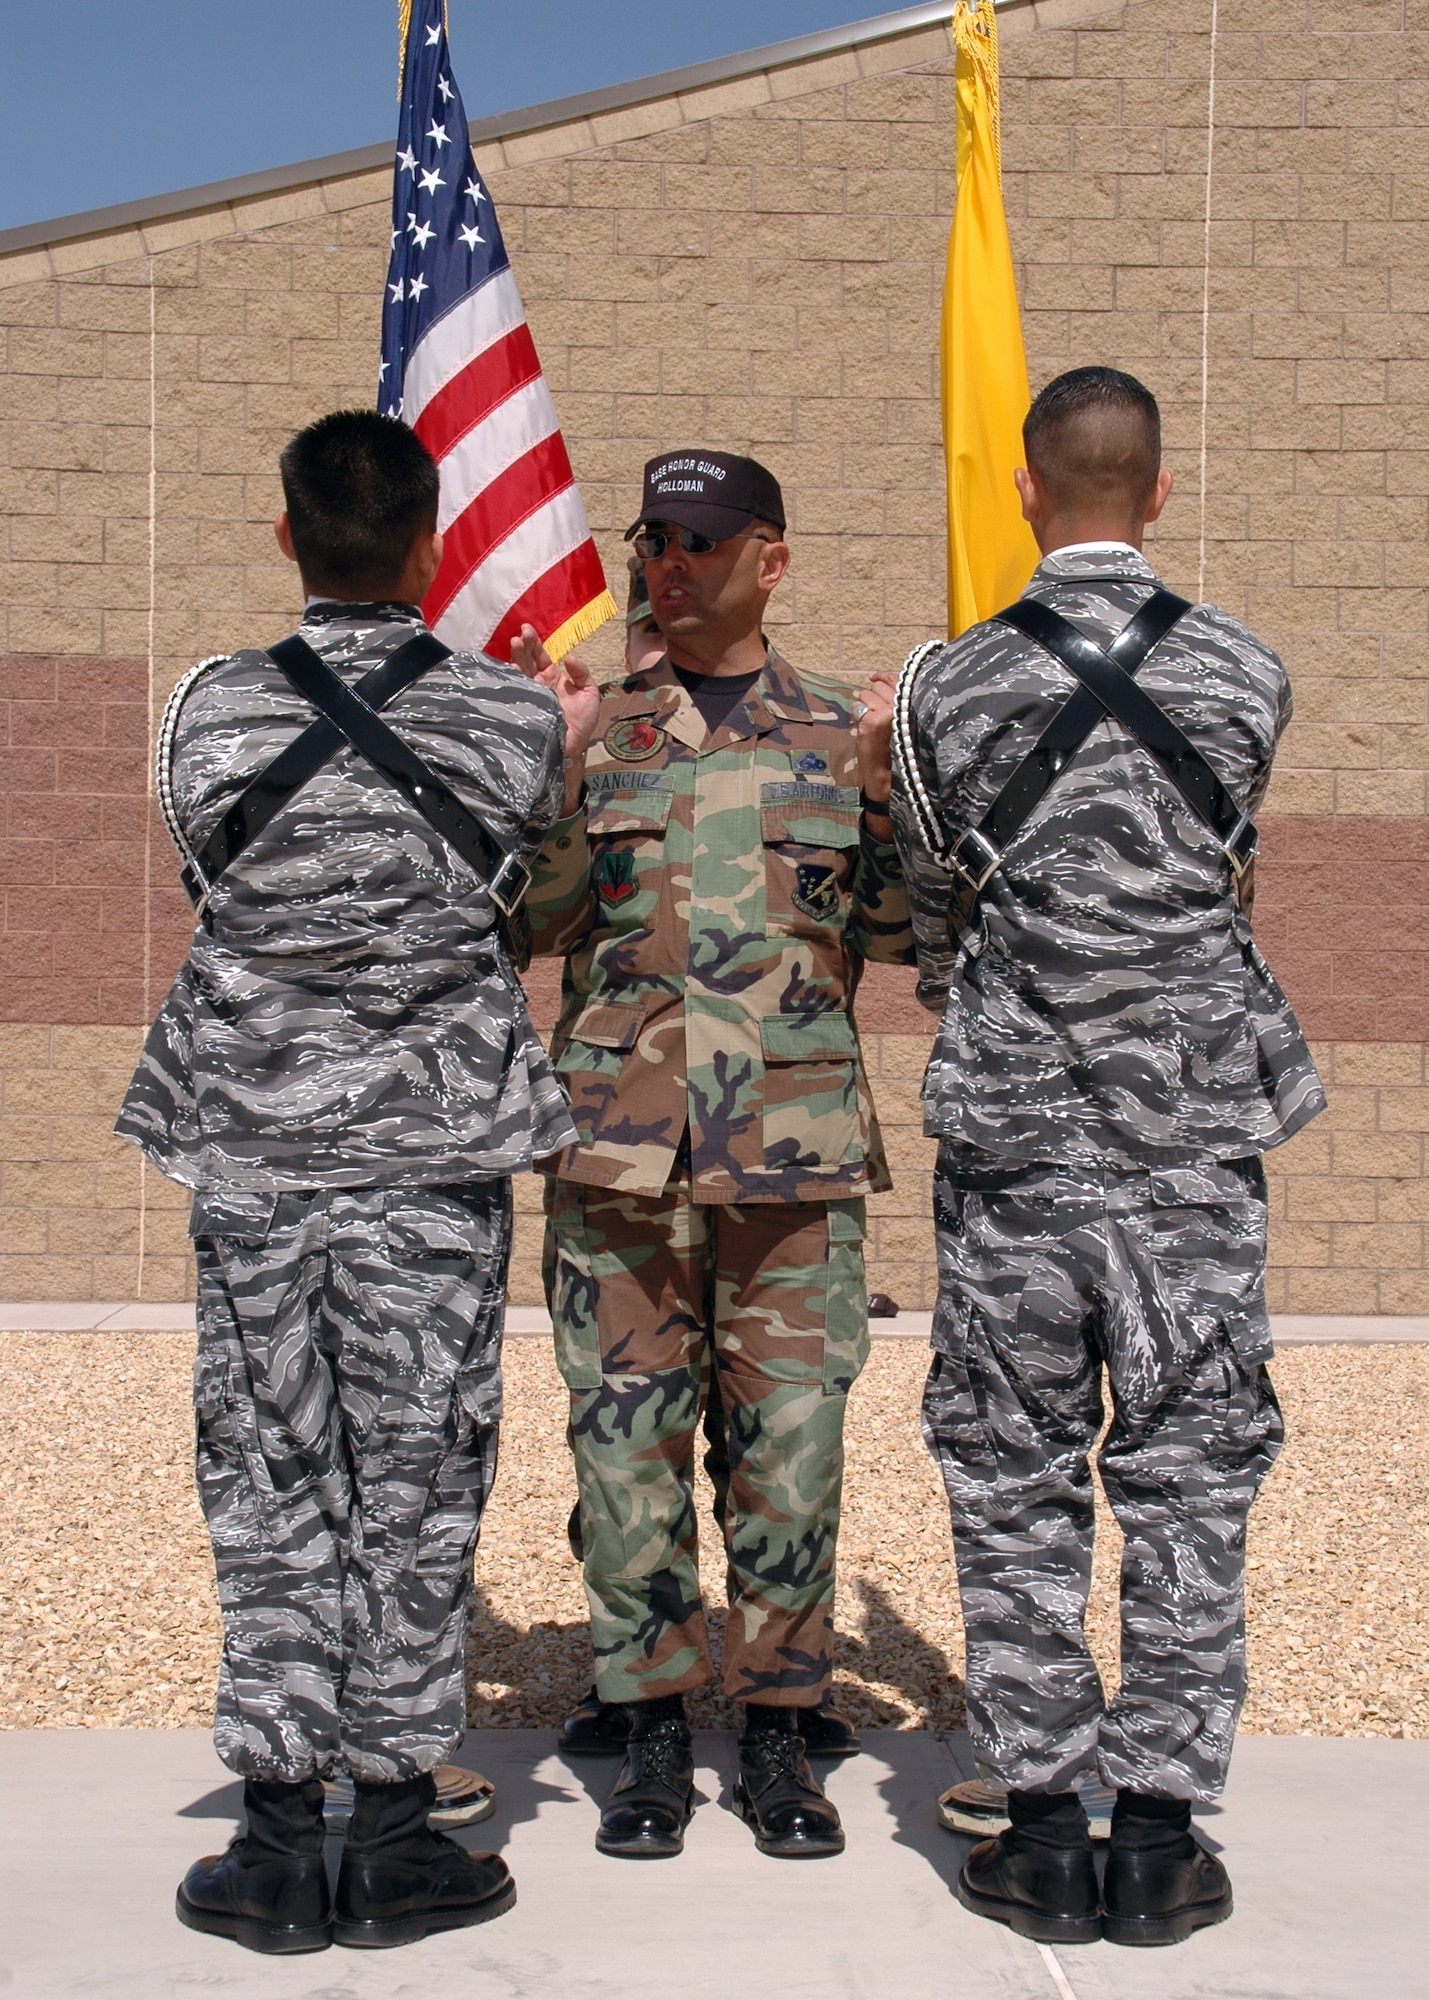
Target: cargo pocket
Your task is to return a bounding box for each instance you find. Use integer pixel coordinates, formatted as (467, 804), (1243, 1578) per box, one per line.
(761, 1014), (863, 1176)
(822, 1197), (869, 1395)
(760, 783), (861, 940)
(414, 1360), (502, 1577)
(543, 1181), (603, 1392)
(192, 1346), (291, 1553)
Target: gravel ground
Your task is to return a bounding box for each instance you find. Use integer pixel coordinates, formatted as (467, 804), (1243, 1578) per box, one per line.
(1, 1333), (1425, 1738)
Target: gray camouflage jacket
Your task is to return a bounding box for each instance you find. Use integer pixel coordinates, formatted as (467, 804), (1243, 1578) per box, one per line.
(116, 602), (577, 1190)
(891, 545), (1325, 1169)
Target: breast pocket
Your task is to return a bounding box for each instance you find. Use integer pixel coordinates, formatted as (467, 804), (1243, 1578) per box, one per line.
(759, 783), (861, 939)
(586, 785), (674, 955)
(761, 1013), (864, 1177)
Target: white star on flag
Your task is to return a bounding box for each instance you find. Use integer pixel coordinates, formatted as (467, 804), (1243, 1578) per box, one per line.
(397, 146), (417, 174)
(407, 272), (429, 301)
(418, 167), (445, 195)
(458, 223), (484, 250)
(427, 120), (449, 148)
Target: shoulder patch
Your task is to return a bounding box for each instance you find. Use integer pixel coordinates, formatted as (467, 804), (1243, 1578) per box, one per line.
(604, 716), (666, 762)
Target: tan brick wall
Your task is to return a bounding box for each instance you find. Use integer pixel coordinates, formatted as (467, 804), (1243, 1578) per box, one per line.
(4, 0), (1429, 1303)
(0, 1024), (189, 1301)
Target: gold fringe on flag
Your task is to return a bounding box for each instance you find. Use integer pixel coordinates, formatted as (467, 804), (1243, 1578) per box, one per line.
(952, 0), (1001, 185)
(543, 589), (619, 666)
(397, 0), (450, 99)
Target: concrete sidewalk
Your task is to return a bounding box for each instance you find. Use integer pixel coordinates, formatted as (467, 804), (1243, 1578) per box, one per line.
(1, 1729), (1423, 1999)
(5, 1301), (1429, 1342)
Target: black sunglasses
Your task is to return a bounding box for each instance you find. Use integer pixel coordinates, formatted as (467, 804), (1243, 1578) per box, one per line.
(632, 526), (720, 559)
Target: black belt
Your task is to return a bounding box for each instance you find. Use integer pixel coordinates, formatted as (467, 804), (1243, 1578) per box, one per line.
(180, 631), (531, 918)
(945, 589), (1257, 896)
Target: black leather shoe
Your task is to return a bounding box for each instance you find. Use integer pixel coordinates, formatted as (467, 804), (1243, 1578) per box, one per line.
(735, 1721), (845, 1858)
(797, 1702), (861, 1759)
(558, 1685), (633, 1757)
(176, 1843), (332, 1955)
(334, 1775), (515, 1948)
(175, 1776), (332, 1955)
(956, 1830), (1101, 1945)
(1102, 1836), (1232, 1947)
(595, 1713), (695, 1858)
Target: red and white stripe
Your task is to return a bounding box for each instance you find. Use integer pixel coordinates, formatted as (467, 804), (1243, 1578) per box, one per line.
(407, 269), (609, 659)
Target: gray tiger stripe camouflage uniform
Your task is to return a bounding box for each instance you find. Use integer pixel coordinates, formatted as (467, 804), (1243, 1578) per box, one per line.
(923, 1150), (1281, 1801)
(890, 544), (1324, 1805)
(118, 602), (574, 1188)
(194, 1181), (510, 1782)
(116, 602), (576, 1783)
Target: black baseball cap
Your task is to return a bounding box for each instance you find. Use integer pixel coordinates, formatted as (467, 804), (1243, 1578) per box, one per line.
(624, 450), (786, 542)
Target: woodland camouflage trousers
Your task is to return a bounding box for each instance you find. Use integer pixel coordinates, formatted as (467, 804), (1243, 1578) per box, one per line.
(544, 1175), (869, 1706)
(189, 1180), (511, 1782)
(922, 1148), (1283, 1804)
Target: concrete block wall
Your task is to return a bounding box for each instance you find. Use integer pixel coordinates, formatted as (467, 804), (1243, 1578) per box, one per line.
(3, 0), (1429, 1305)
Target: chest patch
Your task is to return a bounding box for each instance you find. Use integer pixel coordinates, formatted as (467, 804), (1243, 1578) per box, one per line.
(795, 752), (829, 775)
(793, 863), (838, 922)
(596, 849), (639, 907)
(604, 716), (666, 762)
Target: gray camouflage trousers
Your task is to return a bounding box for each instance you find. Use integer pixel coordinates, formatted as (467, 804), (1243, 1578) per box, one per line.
(189, 1180), (511, 1783)
(922, 1147), (1283, 1803)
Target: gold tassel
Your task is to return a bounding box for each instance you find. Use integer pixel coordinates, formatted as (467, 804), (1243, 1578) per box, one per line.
(543, 589), (619, 665)
(397, 0), (450, 100)
(951, 1), (1001, 186)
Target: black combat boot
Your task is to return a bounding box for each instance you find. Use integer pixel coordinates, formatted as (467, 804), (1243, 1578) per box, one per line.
(558, 1684), (635, 1756)
(797, 1701), (861, 1758)
(333, 1773), (516, 1948)
(175, 1775), (332, 1955)
(955, 1788), (1101, 1944)
(1101, 1791), (1232, 1947)
(595, 1697), (695, 1858)
(735, 1705), (845, 1858)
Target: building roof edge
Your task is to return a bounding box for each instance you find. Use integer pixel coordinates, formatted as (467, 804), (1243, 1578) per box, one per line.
(0, 1), (983, 259)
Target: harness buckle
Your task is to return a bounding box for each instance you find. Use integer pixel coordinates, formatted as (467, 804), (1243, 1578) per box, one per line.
(1223, 812), (1258, 880)
(487, 851), (532, 917)
(948, 824), (1003, 893)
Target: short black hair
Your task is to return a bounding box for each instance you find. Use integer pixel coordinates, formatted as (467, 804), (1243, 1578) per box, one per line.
(1023, 367), (1161, 512)
(279, 410), (440, 593)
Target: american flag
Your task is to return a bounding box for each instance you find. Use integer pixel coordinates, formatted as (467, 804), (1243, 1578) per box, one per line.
(379, 0), (615, 661)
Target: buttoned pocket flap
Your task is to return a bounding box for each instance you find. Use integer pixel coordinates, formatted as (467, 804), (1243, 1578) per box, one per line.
(189, 1189), (279, 1242)
(586, 788), (674, 836)
(1222, 1304), (1273, 1366)
(454, 1359), (503, 1428)
(385, 1191), (489, 1256)
(569, 1000), (646, 1051)
(193, 1348), (229, 1419)
(762, 1013), (858, 1062)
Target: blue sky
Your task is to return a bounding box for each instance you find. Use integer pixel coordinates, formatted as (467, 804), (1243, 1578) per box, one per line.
(0, 0), (893, 234)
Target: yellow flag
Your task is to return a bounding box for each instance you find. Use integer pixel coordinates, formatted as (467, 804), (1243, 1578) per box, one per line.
(942, 1), (1039, 636)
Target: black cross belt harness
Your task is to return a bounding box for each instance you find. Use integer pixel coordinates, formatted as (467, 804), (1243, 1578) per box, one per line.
(166, 631), (532, 918)
(899, 588), (1257, 899)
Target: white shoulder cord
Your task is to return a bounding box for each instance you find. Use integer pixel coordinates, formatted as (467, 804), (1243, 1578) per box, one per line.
(893, 639), (957, 872)
(154, 655), (229, 888)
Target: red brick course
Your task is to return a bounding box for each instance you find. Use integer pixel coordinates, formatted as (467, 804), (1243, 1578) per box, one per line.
(5, 651), (1424, 1043)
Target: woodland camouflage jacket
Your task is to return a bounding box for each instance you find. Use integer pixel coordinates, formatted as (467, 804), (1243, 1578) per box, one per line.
(526, 649), (915, 1203)
(116, 603), (576, 1190)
